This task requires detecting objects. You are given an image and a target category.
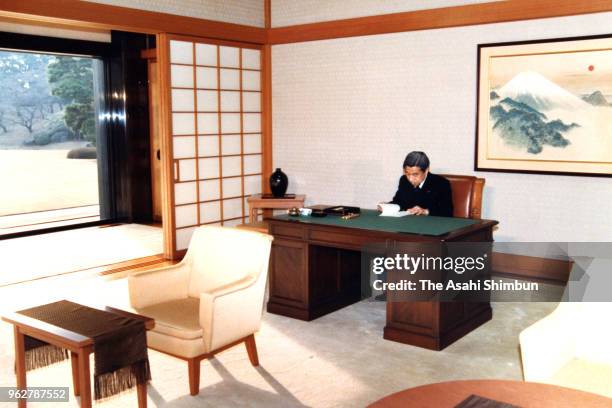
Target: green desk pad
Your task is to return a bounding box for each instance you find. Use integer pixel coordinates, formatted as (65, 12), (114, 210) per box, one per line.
(273, 209), (478, 237)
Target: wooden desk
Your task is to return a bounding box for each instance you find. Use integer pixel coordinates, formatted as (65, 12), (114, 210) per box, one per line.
(2, 305), (154, 408)
(266, 210), (498, 350)
(247, 194), (305, 222)
(367, 380), (612, 407)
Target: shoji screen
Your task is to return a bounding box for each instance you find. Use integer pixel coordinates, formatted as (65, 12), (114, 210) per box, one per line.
(163, 36), (263, 253)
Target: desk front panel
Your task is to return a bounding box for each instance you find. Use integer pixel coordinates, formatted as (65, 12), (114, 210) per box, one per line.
(267, 215), (497, 349)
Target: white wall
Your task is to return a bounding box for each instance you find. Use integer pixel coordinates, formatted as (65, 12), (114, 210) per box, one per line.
(272, 0), (497, 27)
(272, 12), (612, 242)
(84, 0), (264, 27)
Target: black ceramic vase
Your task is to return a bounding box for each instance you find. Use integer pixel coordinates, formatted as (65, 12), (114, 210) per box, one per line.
(269, 168), (288, 197)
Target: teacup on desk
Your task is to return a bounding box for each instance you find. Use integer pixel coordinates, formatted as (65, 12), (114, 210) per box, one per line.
(299, 208), (312, 216)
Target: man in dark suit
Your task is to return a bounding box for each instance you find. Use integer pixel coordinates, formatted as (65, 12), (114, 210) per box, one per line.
(387, 151), (453, 217)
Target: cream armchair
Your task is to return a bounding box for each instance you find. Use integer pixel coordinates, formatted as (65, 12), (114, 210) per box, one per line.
(519, 302), (612, 398)
(128, 226), (273, 396)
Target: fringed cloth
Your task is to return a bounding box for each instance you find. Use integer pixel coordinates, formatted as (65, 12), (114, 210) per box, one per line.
(18, 300), (151, 400)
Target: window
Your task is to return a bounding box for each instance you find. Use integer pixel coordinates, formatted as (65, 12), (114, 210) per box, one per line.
(0, 32), (111, 237)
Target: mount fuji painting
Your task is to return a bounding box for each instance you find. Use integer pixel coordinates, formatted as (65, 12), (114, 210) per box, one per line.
(477, 37), (612, 176)
(490, 71), (583, 155)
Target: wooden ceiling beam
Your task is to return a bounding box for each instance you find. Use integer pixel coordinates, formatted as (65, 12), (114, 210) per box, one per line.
(268, 0), (612, 44)
(0, 0), (266, 44)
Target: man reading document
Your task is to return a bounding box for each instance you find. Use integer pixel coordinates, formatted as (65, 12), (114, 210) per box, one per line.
(380, 151), (453, 217)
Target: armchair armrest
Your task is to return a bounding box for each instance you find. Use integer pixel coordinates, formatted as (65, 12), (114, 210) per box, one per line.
(199, 273), (265, 352)
(128, 262), (190, 309)
(519, 304), (576, 382)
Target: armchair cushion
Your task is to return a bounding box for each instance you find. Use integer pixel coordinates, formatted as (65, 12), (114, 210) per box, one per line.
(137, 297), (202, 340)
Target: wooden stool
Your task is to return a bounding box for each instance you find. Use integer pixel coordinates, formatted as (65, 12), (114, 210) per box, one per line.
(247, 194), (306, 223)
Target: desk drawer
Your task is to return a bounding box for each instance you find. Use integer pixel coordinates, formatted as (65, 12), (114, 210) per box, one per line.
(308, 229), (378, 248)
(270, 223), (304, 239)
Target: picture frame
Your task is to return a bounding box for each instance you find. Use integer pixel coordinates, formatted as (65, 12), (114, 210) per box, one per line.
(475, 34), (612, 177)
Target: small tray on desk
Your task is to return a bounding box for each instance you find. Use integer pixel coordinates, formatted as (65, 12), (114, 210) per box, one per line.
(323, 206), (361, 216)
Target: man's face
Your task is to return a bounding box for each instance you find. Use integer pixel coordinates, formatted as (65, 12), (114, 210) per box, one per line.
(404, 166), (428, 188)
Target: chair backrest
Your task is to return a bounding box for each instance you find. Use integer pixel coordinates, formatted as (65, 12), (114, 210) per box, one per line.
(557, 301), (612, 364)
(440, 174), (485, 219)
(183, 226), (273, 297)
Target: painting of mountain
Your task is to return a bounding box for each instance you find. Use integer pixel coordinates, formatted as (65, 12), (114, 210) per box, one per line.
(489, 70), (587, 155)
(490, 96), (577, 154)
(477, 36), (612, 176)
(582, 91), (610, 106)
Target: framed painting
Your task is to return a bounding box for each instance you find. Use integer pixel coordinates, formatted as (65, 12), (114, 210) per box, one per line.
(476, 34), (612, 177)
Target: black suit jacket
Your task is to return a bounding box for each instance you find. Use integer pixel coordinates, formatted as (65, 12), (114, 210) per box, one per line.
(390, 172), (453, 217)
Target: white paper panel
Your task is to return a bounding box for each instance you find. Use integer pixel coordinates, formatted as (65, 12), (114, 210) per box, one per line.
(243, 154), (261, 174)
(221, 113), (240, 134)
(174, 181), (197, 205)
(221, 134), (241, 155)
(223, 218), (244, 227)
(197, 113), (219, 134)
(172, 113), (195, 135)
(242, 92), (261, 111)
(176, 227), (196, 251)
(198, 135), (219, 157)
(196, 90), (218, 111)
(242, 48), (261, 70)
(171, 65), (194, 88)
(198, 157), (220, 179)
(222, 177), (242, 198)
(243, 113), (261, 132)
(172, 89), (195, 112)
(222, 156), (242, 177)
(170, 41), (193, 64)
(243, 197), (251, 217)
(195, 43), (217, 66)
(199, 179), (220, 201)
(200, 201), (221, 223)
(244, 175), (262, 195)
(242, 70), (260, 91)
(175, 204), (198, 228)
(220, 91), (240, 111)
(179, 158), (197, 181)
(243, 134), (261, 154)
(196, 67), (218, 89)
(223, 197), (243, 219)
(219, 46), (240, 68)
(173, 136), (196, 159)
(220, 69), (240, 90)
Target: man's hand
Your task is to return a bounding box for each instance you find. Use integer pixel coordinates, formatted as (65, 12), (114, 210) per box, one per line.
(407, 206), (429, 216)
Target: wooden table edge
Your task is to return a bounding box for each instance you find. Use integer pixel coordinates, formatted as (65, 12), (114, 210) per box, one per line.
(1, 305), (156, 348)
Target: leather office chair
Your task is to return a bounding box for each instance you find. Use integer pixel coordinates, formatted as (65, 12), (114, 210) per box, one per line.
(440, 175), (485, 219)
(127, 226), (273, 396)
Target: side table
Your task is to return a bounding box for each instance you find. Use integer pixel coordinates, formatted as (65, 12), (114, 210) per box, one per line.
(247, 194), (305, 223)
(2, 304), (154, 408)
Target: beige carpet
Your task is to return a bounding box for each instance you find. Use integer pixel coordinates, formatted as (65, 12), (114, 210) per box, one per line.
(0, 271), (558, 407)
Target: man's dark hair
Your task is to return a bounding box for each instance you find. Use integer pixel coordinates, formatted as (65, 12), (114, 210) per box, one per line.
(402, 151), (430, 171)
